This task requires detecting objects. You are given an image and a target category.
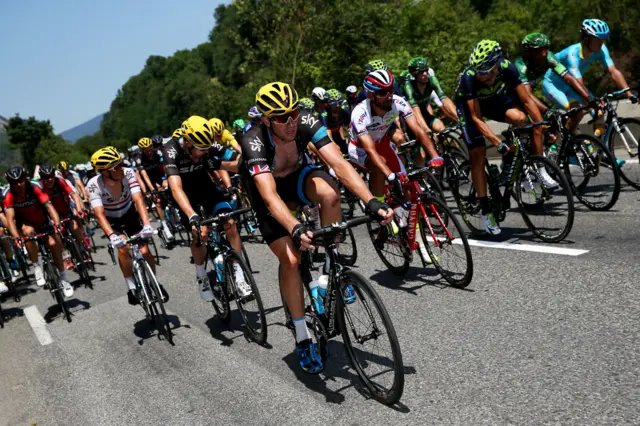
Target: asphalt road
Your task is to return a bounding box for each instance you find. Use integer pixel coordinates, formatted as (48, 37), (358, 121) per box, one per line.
(1, 185), (639, 426)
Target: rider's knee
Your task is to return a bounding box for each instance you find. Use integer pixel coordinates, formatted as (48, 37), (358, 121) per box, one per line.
(279, 247), (301, 270)
(507, 109), (527, 125)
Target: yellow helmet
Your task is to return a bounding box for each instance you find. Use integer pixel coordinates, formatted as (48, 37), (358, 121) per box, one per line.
(57, 161), (69, 172)
(137, 137), (153, 149)
(181, 116), (214, 149)
(208, 118), (225, 136)
(255, 82), (299, 117)
(91, 146), (122, 171)
(172, 127), (184, 140)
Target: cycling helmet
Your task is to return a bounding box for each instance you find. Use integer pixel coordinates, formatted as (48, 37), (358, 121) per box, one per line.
(232, 119), (245, 130)
(469, 40), (503, 70)
(363, 69), (395, 92)
(208, 118), (225, 136)
(255, 82), (299, 117)
(345, 85), (357, 95)
(128, 145), (140, 153)
(407, 57), (429, 74)
(522, 32), (551, 50)
(91, 146), (122, 171)
(248, 106), (262, 119)
(398, 69), (413, 84)
(138, 137), (153, 149)
(39, 163), (56, 178)
(182, 116), (215, 149)
(6, 165), (27, 183)
(581, 19), (610, 40)
(311, 87), (327, 102)
(365, 59), (388, 74)
(299, 98), (315, 110)
(326, 89), (342, 106)
(172, 127), (184, 140)
(151, 134), (163, 146)
(57, 161), (70, 172)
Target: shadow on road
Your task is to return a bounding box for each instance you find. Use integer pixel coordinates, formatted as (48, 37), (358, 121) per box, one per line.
(133, 314), (188, 345)
(370, 267), (473, 295)
(43, 298), (91, 323)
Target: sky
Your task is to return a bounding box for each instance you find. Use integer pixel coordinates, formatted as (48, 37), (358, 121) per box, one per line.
(0, 0), (225, 133)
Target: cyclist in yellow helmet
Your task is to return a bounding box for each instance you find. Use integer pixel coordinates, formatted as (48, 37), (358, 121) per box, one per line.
(57, 160), (90, 202)
(209, 118), (242, 154)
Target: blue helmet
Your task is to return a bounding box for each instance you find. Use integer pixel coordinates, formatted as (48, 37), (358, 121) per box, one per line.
(581, 19), (610, 40)
(248, 106), (262, 119)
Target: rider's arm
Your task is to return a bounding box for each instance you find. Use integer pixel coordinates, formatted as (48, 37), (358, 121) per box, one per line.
(45, 202), (61, 227)
(358, 133), (394, 177)
(515, 83), (544, 145)
(4, 208), (19, 239)
(317, 142), (377, 203)
(412, 106), (431, 133)
(74, 177), (89, 201)
(134, 169), (147, 193)
(132, 191), (151, 226)
(405, 114), (440, 159)
(140, 169), (155, 192)
(33, 185), (60, 226)
(440, 98), (459, 121)
(466, 98), (501, 146)
(253, 173), (300, 234)
(523, 84), (549, 112)
(609, 66), (634, 99)
(92, 206), (117, 238)
(167, 175), (196, 218)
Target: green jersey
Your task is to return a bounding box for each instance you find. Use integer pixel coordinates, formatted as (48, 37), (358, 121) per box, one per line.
(404, 75), (447, 110)
(514, 52), (567, 88)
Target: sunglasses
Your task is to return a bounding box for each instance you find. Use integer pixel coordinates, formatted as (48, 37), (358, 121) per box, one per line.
(374, 88), (394, 98)
(270, 109), (300, 125)
(108, 163), (124, 171)
(476, 64), (498, 75)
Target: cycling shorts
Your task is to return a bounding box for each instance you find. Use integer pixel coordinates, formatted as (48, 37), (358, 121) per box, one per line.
(178, 186), (232, 229)
(457, 95), (518, 149)
(109, 206), (143, 238)
(243, 164), (320, 245)
(348, 134), (407, 176)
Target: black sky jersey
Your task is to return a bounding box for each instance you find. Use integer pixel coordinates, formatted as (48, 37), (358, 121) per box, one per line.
(239, 111), (331, 178)
(136, 150), (165, 183)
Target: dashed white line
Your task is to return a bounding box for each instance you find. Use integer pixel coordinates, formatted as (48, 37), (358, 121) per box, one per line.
(24, 305), (53, 346)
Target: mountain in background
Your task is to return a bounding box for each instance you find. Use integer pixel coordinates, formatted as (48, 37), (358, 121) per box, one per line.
(59, 113), (105, 143)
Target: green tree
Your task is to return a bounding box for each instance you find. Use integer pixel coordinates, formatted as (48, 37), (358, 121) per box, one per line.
(5, 115), (55, 170)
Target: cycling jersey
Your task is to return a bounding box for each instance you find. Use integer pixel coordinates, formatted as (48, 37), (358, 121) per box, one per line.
(455, 59), (523, 103)
(240, 111), (330, 178)
(321, 104), (351, 132)
(349, 95), (414, 144)
(40, 178), (76, 217)
(216, 129), (239, 148)
(3, 183), (51, 228)
(87, 168), (141, 219)
(514, 53), (567, 87)
(136, 150), (166, 185)
(404, 75), (447, 107)
(56, 170), (80, 190)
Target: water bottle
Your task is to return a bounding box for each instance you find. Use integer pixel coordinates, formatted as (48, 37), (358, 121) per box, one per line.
(214, 253), (224, 283)
(547, 144), (559, 164)
(309, 277), (326, 315)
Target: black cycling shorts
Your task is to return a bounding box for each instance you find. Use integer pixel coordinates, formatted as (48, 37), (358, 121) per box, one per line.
(243, 164), (319, 245)
(457, 95), (518, 149)
(178, 185), (232, 229)
(110, 207), (143, 237)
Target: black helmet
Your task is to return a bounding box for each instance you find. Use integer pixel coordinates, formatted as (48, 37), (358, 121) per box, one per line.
(6, 165), (27, 183)
(40, 163), (56, 178)
(151, 134), (163, 146)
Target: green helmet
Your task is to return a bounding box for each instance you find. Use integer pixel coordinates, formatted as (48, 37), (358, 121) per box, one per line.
(232, 119), (245, 129)
(469, 40), (503, 70)
(407, 57), (429, 74)
(326, 89), (342, 106)
(522, 32), (550, 50)
(365, 59), (388, 74)
(299, 97), (315, 110)
(398, 69), (413, 83)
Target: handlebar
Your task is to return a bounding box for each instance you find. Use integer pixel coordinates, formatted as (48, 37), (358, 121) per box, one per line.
(310, 215), (372, 241)
(194, 207), (253, 247)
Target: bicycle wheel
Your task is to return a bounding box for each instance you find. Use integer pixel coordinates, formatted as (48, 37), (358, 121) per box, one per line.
(240, 242), (254, 273)
(450, 161), (485, 235)
(45, 263), (71, 323)
(207, 251), (231, 323)
(16, 250), (29, 280)
(563, 135), (620, 211)
(68, 239), (91, 287)
(0, 302), (4, 328)
(515, 155), (575, 243)
(419, 169), (447, 208)
(366, 220), (410, 276)
(141, 261), (174, 345)
(606, 117), (640, 189)
(149, 237), (160, 265)
(224, 250), (267, 345)
(338, 226), (357, 266)
(337, 270), (404, 405)
(419, 195), (473, 288)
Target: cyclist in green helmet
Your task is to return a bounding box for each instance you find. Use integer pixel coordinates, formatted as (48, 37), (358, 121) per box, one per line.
(321, 89), (350, 154)
(455, 40), (546, 235)
(299, 97), (315, 112)
(232, 119), (245, 140)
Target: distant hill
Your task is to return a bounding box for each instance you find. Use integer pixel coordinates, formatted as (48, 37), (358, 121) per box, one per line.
(60, 113), (105, 143)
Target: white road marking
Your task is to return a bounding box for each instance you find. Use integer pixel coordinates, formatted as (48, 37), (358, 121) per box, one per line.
(24, 305), (53, 346)
(452, 238), (588, 256)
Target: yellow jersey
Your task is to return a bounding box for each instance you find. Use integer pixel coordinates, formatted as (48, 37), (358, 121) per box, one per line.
(216, 129), (238, 148)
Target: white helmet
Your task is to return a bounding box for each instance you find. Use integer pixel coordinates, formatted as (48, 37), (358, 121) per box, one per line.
(311, 87), (326, 101)
(345, 85), (357, 94)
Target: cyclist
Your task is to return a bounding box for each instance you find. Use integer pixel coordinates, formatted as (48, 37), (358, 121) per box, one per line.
(345, 85), (358, 112)
(455, 40), (547, 235)
(0, 196), (20, 286)
(321, 89), (350, 154)
(163, 116), (251, 301)
(38, 164), (87, 248)
(542, 19), (637, 136)
(244, 107), (263, 133)
(240, 81), (393, 374)
(3, 165), (73, 296)
(136, 137), (174, 242)
(311, 87), (328, 116)
(150, 134), (165, 152)
(232, 119), (245, 140)
(57, 161), (89, 202)
(210, 118), (243, 154)
(87, 147), (165, 305)
(299, 98), (315, 112)
(356, 59), (403, 103)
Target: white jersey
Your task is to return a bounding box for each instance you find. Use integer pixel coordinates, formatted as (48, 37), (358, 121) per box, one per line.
(87, 168), (141, 219)
(349, 95), (413, 145)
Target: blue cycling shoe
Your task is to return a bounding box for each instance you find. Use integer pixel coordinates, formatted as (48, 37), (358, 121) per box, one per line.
(296, 339), (323, 374)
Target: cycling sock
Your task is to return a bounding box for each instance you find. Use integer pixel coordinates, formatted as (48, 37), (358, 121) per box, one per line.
(293, 317), (311, 343)
(195, 263), (206, 278)
(479, 197), (492, 215)
(125, 276), (136, 291)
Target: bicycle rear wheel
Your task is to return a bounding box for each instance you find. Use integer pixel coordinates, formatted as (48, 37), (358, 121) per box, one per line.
(68, 239), (91, 287)
(337, 270), (404, 405)
(516, 155), (575, 243)
(224, 250), (267, 345)
(562, 135), (620, 211)
(366, 220), (410, 276)
(45, 263), (71, 323)
(141, 261), (174, 345)
(419, 195), (473, 288)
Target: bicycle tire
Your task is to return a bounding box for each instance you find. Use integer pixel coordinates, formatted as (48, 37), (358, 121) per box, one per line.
(0, 302), (4, 328)
(419, 195), (473, 288)
(46, 263), (71, 323)
(450, 161), (486, 235)
(68, 239), (91, 287)
(224, 250), (267, 345)
(366, 220), (410, 276)
(207, 250), (231, 323)
(141, 261), (174, 345)
(338, 226), (358, 266)
(563, 134), (620, 211)
(516, 155), (575, 243)
(337, 270), (404, 405)
(240, 242), (254, 273)
(149, 237), (160, 266)
(134, 263), (152, 320)
(605, 117), (640, 189)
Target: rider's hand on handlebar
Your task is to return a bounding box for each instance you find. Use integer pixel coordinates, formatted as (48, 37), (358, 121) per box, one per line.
(291, 224), (314, 251)
(366, 198), (394, 225)
(188, 213), (202, 228)
(109, 234), (126, 249)
(497, 141), (513, 155)
(139, 225), (154, 239)
(13, 238), (24, 250)
(631, 94), (639, 104)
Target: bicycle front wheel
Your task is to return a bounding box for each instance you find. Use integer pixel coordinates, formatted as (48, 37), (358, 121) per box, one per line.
(141, 261), (174, 345)
(206, 251), (231, 323)
(606, 117), (640, 189)
(516, 155), (575, 243)
(366, 220), (410, 276)
(224, 250), (267, 345)
(337, 270), (404, 405)
(46, 263), (71, 323)
(338, 226), (357, 266)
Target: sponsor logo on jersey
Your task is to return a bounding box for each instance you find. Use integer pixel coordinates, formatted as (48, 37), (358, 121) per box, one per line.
(166, 147), (178, 159)
(250, 137), (264, 152)
(301, 114), (319, 128)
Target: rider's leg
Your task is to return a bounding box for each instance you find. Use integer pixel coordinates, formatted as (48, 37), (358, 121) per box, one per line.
(21, 224), (39, 263)
(304, 171), (342, 226)
(70, 218), (86, 248)
(138, 243), (156, 273)
(271, 237), (305, 324)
